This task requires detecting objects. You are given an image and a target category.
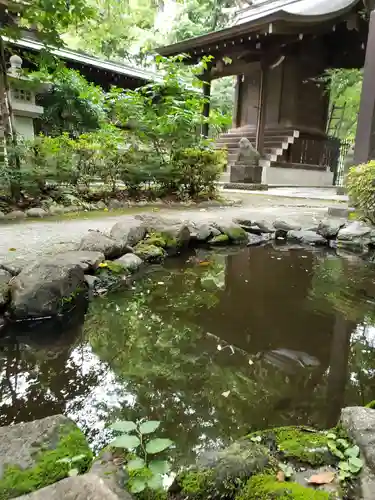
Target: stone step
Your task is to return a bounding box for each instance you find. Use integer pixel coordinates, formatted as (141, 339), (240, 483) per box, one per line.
(216, 138), (291, 148)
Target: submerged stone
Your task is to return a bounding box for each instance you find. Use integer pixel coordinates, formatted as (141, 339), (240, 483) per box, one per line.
(0, 415), (92, 499)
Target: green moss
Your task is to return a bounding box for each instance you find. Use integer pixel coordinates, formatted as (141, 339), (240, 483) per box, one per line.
(97, 260), (127, 274)
(226, 227), (248, 242)
(145, 232), (167, 248)
(248, 427), (330, 467)
(209, 234), (230, 245)
(236, 474), (331, 500)
(179, 469), (216, 499)
(134, 242), (166, 261)
(0, 424), (92, 499)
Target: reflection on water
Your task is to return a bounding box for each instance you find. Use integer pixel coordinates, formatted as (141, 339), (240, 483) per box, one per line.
(2, 246), (375, 462)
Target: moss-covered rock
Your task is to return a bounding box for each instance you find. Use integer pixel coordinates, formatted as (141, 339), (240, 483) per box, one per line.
(208, 234), (230, 245)
(0, 415), (92, 499)
(174, 439), (273, 499)
(214, 222), (248, 243)
(248, 427), (331, 467)
(235, 474), (331, 500)
(134, 242), (166, 262)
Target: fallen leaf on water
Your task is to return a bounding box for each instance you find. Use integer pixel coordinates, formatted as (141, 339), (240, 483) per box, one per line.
(276, 471), (285, 482)
(199, 261), (210, 266)
(8, 248), (16, 252)
(307, 471), (335, 485)
(221, 390), (230, 397)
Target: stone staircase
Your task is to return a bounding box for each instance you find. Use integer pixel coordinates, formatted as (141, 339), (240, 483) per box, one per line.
(215, 126), (300, 175)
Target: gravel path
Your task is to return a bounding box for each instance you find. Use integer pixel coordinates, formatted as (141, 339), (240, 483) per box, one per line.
(0, 193), (342, 267)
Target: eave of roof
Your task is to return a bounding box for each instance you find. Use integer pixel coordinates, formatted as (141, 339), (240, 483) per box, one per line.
(157, 0), (361, 56)
(5, 36), (160, 83)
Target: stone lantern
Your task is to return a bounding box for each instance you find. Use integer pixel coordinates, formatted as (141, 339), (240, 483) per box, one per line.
(7, 54), (47, 139)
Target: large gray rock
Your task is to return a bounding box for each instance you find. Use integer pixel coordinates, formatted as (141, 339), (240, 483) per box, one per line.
(287, 230), (327, 246)
(133, 243), (165, 262)
(53, 251), (105, 272)
(108, 199), (123, 210)
(0, 415), (91, 499)
(341, 407), (375, 500)
(79, 231), (128, 259)
(110, 221), (146, 247)
(5, 210), (26, 220)
(9, 258), (86, 318)
(213, 221), (248, 243)
(26, 208), (47, 218)
(91, 449), (132, 499)
(14, 474), (126, 500)
(115, 254), (143, 273)
(337, 222), (372, 241)
(273, 219), (301, 232)
(190, 222), (214, 242)
(0, 269), (11, 307)
(317, 219), (346, 239)
(139, 215), (191, 250)
(48, 205), (65, 216)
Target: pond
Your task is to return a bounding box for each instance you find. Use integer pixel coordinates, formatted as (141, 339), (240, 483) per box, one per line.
(1, 245), (375, 466)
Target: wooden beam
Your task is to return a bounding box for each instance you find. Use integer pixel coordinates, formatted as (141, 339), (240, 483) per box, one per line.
(202, 78), (211, 138)
(233, 75), (242, 128)
(255, 62), (268, 154)
(354, 8), (375, 165)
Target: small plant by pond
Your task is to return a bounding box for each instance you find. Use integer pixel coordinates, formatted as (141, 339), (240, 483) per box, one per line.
(109, 419), (174, 494)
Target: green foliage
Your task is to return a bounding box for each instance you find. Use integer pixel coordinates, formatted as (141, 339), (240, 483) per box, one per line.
(30, 66), (105, 137)
(0, 424), (92, 499)
(235, 474), (331, 500)
(346, 161), (375, 224)
(324, 431), (363, 482)
(109, 419), (173, 495)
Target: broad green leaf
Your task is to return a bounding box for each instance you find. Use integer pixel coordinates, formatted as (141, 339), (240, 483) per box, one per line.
(109, 421), (137, 433)
(111, 434), (140, 449)
(336, 439), (349, 449)
(139, 420), (161, 435)
(328, 441), (344, 459)
(147, 473), (164, 490)
(130, 478), (147, 493)
(127, 458), (146, 471)
(338, 470), (351, 482)
(71, 454), (87, 463)
(149, 460), (171, 475)
(348, 456), (363, 471)
(250, 436), (262, 443)
(146, 438), (174, 454)
(56, 457), (71, 464)
(326, 432), (337, 440)
(345, 445), (360, 458)
(339, 461), (350, 471)
(68, 468), (79, 477)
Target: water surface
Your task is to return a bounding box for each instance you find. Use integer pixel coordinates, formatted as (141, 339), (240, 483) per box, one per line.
(2, 245), (375, 464)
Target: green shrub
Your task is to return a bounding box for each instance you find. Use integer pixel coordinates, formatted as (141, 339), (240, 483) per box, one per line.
(347, 161), (375, 224)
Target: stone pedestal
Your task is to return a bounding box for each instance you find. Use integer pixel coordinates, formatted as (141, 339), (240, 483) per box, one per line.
(230, 163), (263, 184)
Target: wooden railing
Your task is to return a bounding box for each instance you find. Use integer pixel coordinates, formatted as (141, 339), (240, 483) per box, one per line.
(286, 134), (341, 169)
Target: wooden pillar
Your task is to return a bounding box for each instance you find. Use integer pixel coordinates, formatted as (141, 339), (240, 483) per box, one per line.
(201, 78), (211, 138)
(354, 8), (375, 165)
(232, 75), (242, 129)
(255, 62), (268, 154)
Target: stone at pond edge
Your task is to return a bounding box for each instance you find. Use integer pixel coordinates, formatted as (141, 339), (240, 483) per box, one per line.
(317, 219), (346, 239)
(247, 233), (271, 246)
(172, 439), (272, 499)
(341, 406), (375, 473)
(273, 219), (301, 232)
(91, 449), (131, 500)
(115, 254), (143, 273)
(79, 231), (129, 260)
(14, 474), (124, 500)
(5, 211), (26, 220)
(26, 208), (47, 218)
(134, 242), (165, 262)
(139, 215), (191, 251)
(208, 234), (230, 245)
(110, 221), (146, 248)
(0, 269), (11, 307)
(9, 259), (86, 319)
(213, 221), (248, 243)
(287, 230), (327, 246)
(337, 221), (372, 241)
(0, 414), (92, 499)
(52, 251), (105, 272)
